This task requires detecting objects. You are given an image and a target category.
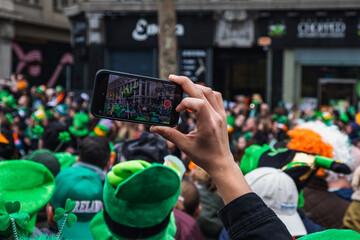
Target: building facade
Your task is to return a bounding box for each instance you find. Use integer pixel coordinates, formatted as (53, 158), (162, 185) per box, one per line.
(64, 0), (360, 108)
(0, 0), (73, 88)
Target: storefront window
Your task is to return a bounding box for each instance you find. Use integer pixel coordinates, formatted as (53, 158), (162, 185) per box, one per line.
(213, 48), (266, 101)
(302, 66), (360, 97)
(107, 50), (155, 77)
(302, 66), (360, 106)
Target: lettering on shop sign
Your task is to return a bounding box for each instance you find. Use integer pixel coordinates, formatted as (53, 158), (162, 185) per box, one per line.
(132, 18), (185, 41)
(72, 200), (103, 213)
(215, 19), (254, 47)
(297, 18), (346, 39)
(180, 49), (207, 83)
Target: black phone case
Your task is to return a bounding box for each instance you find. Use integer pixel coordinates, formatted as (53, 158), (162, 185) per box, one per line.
(91, 69), (183, 127)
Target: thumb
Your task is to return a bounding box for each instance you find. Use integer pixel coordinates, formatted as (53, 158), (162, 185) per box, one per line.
(150, 126), (187, 150)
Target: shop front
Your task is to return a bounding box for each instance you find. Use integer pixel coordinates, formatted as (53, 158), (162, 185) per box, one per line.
(104, 12), (214, 85)
(213, 11), (267, 101)
(259, 10), (360, 108)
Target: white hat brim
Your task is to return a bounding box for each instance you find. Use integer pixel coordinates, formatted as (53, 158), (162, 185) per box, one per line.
(274, 209), (307, 237)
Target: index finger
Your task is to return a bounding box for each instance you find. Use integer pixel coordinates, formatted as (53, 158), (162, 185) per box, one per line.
(169, 75), (204, 99)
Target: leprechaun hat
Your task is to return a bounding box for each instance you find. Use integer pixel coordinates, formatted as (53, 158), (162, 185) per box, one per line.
(69, 113), (90, 137)
(0, 160), (55, 234)
(90, 160), (181, 239)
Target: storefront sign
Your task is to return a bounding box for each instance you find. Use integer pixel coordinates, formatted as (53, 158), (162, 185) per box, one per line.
(259, 11), (360, 47)
(215, 18), (254, 47)
(106, 13), (213, 48)
(297, 18), (346, 39)
(180, 49), (207, 83)
(131, 18), (185, 41)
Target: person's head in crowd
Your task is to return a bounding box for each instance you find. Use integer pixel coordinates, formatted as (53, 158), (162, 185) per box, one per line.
(18, 94), (31, 108)
(235, 95), (245, 105)
(78, 135), (112, 171)
(233, 135), (252, 165)
(45, 88), (55, 101)
(16, 73), (25, 81)
(174, 179), (201, 218)
(30, 85), (37, 97)
(50, 166), (103, 240)
(53, 104), (68, 122)
(28, 149), (60, 177)
(90, 160), (181, 239)
(257, 117), (271, 133)
(39, 122), (68, 152)
(190, 165), (216, 191)
(260, 103), (270, 117)
(242, 117), (258, 134)
(236, 136), (247, 150)
(13, 120), (27, 135)
(234, 114), (246, 128)
(118, 131), (170, 164)
(0, 160), (55, 237)
(245, 167), (307, 237)
(251, 93), (263, 104)
(65, 91), (75, 105)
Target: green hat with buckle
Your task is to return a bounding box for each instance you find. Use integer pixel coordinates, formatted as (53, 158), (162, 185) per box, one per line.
(69, 113), (89, 137)
(90, 160), (181, 240)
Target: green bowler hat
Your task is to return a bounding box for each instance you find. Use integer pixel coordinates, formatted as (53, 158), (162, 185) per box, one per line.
(90, 160), (181, 240)
(0, 160), (55, 234)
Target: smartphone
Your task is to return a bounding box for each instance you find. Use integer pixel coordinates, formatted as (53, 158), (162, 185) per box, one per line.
(91, 69), (183, 127)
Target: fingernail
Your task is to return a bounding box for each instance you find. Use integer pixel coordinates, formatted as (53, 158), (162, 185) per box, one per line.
(169, 74), (177, 79)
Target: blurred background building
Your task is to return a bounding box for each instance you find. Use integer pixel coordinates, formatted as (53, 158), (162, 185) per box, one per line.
(1, 0), (360, 108)
(0, 0), (72, 88)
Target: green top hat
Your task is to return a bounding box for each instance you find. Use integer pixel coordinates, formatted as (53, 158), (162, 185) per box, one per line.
(298, 229), (360, 240)
(90, 160), (180, 240)
(69, 113), (90, 137)
(0, 160), (55, 234)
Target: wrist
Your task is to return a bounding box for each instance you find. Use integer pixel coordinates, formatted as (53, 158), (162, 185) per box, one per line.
(207, 154), (252, 205)
(206, 152), (236, 178)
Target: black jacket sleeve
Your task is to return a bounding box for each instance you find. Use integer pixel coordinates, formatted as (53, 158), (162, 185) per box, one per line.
(218, 192), (293, 240)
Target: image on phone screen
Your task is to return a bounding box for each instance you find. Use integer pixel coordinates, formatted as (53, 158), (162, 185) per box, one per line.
(103, 73), (178, 125)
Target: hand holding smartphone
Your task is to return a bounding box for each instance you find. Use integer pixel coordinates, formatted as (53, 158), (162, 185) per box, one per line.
(91, 70), (183, 127)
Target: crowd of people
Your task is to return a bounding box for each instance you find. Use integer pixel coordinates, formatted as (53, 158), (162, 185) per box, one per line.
(0, 73), (360, 239)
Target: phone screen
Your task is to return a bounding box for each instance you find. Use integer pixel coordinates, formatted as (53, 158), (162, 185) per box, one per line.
(91, 70), (182, 126)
